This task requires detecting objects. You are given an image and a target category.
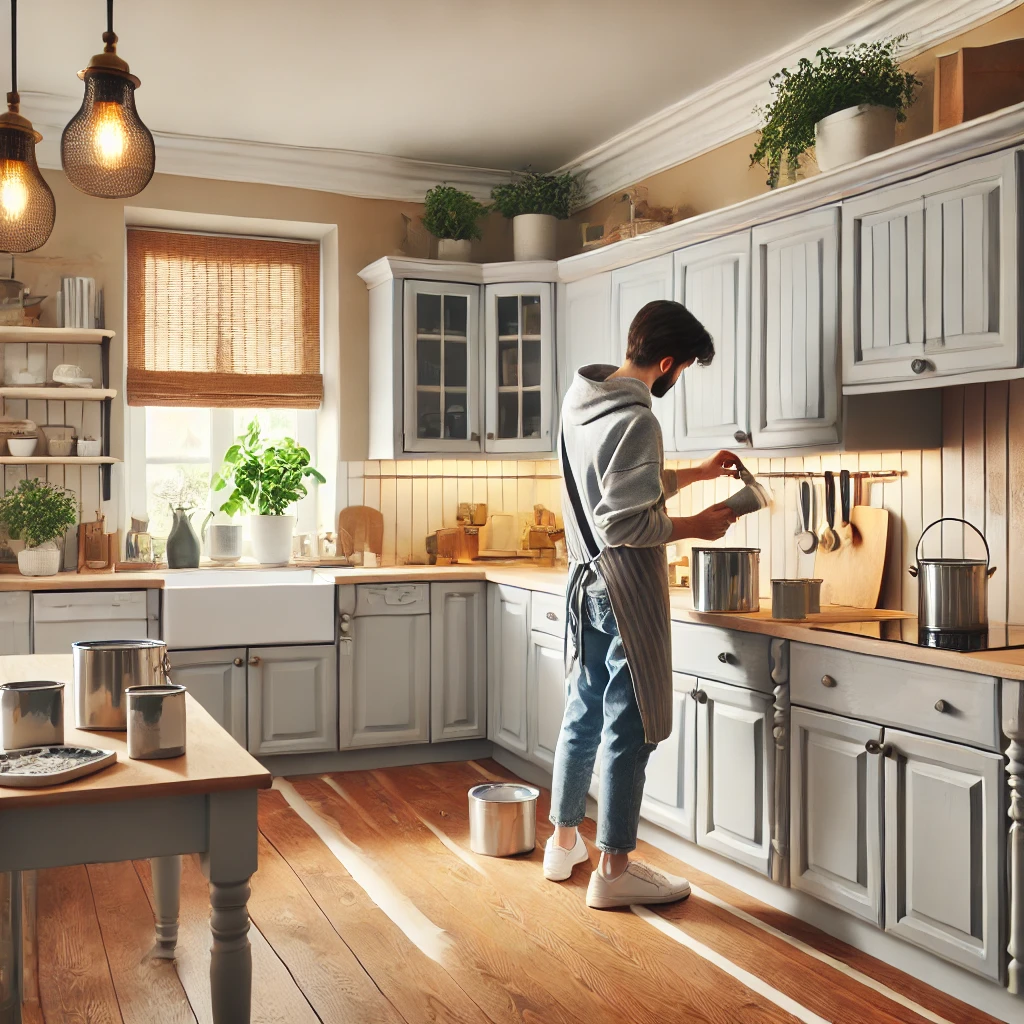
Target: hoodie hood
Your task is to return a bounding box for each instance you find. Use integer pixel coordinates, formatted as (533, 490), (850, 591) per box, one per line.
(562, 363), (651, 427)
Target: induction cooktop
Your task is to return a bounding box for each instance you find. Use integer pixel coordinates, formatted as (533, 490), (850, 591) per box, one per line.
(812, 618), (1024, 652)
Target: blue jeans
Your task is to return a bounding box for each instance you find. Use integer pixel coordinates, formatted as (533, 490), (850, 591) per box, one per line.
(549, 573), (655, 854)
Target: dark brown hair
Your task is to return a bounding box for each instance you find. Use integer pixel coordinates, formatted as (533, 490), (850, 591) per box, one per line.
(625, 299), (714, 368)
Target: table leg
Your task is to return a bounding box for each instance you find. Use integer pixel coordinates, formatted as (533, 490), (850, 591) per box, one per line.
(150, 855), (181, 959)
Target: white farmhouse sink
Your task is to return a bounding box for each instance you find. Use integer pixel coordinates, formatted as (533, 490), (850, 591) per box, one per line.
(161, 569), (336, 648)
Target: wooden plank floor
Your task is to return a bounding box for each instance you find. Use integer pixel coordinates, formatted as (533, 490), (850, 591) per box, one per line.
(25, 758), (1006, 1024)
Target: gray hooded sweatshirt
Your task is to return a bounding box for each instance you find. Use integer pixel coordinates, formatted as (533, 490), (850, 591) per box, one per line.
(560, 364), (679, 558)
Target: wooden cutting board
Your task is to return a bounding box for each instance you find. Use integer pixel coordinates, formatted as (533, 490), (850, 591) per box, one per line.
(813, 505), (890, 608)
(338, 506), (384, 558)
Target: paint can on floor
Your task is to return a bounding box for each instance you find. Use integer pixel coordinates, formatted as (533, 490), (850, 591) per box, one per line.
(467, 783), (538, 856)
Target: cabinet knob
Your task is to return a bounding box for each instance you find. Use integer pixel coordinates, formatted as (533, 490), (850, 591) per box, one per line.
(865, 739), (882, 754)
(820, 674), (837, 688)
(910, 358), (933, 375)
(690, 688), (708, 704)
(733, 430), (751, 445)
(717, 651), (734, 665)
(882, 743), (895, 758)
(546, 611), (558, 621)
(486, 432), (494, 440)
(233, 657), (243, 667)
(934, 698), (949, 713)
(248, 656), (261, 667)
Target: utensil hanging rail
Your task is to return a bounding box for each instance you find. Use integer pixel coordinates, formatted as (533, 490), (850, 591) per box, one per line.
(749, 470), (904, 480)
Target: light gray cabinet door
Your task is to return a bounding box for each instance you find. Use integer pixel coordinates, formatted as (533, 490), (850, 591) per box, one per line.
(751, 207), (840, 447)
(673, 232), (751, 452)
(0, 592), (29, 655)
(431, 582), (487, 742)
(883, 728), (1005, 980)
(610, 255), (676, 449)
(559, 273), (612, 406)
(168, 647), (247, 746)
(528, 629), (567, 772)
(843, 150), (1019, 387)
(642, 673), (698, 841)
(695, 678), (774, 874)
(790, 708), (883, 925)
(247, 644), (337, 756)
(487, 584), (531, 754)
(343, 611), (430, 748)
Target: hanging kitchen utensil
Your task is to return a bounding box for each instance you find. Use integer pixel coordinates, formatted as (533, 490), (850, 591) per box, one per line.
(836, 469), (855, 547)
(797, 480), (817, 554)
(819, 471), (837, 552)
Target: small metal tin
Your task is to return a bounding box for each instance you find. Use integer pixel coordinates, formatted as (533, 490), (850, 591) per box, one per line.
(771, 579), (823, 621)
(0, 680), (64, 750)
(467, 783), (539, 856)
(126, 683), (186, 760)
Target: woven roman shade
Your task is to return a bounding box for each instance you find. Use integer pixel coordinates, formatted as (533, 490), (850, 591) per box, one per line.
(126, 228), (322, 408)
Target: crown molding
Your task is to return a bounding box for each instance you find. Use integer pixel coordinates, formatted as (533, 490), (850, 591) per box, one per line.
(22, 91), (510, 204)
(358, 256), (560, 289)
(556, 0), (1024, 202)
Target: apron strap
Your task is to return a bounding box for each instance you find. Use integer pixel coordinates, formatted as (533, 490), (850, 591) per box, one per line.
(560, 432), (600, 560)
(560, 431), (600, 671)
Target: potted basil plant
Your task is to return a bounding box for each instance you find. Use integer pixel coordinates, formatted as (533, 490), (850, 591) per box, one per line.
(423, 184), (489, 261)
(751, 36), (920, 186)
(490, 171), (587, 260)
(0, 478), (78, 576)
(212, 418), (326, 566)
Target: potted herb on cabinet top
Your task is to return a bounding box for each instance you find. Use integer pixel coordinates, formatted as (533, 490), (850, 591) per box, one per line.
(490, 171), (587, 261)
(0, 478), (78, 576)
(423, 184), (489, 261)
(212, 418), (326, 566)
(751, 36), (920, 187)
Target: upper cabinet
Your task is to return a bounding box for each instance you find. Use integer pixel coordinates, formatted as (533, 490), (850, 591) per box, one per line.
(751, 207), (840, 447)
(558, 272), (612, 408)
(842, 149), (1019, 389)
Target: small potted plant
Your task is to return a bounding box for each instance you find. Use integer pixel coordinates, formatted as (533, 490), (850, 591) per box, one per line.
(490, 170), (587, 261)
(212, 418), (326, 566)
(751, 36), (920, 187)
(423, 184), (489, 261)
(0, 478), (78, 576)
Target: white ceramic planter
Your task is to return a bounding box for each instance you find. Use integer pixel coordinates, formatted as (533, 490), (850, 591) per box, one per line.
(814, 104), (897, 173)
(513, 213), (557, 261)
(437, 238), (472, 261)
(250, 513), (295, 566)
(17, 541), (61, 576)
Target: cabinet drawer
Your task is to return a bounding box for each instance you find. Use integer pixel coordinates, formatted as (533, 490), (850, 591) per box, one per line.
(355, 583), (429, 616)
(790, 643), (1000, 750)
(671, 621), (774, 692)
(531, 591), (566, 637)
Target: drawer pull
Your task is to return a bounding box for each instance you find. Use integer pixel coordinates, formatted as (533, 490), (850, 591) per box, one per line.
(233, 657), (243, 667)
(717, 652), (735, 665)
(690, 688), (708, 704)
(865, 739), (882, 754)
(910, 358), (933, 375)
(934, 699), (949, 713)
(248, 656), (261, 667)
(820, 674), (837, 688)
(546, 611), (558, 621)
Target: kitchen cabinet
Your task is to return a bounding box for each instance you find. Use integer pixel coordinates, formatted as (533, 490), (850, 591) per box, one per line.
(642, 672), (698, 841)
(672, 232), (751, 452)
(247, 644), (337, 756)
(0, 592), (29, 655)
(528, 629), (567, 772)
(431, 582), (487, 742)
(884, 728), (1004, 981)
(167, 647), (247, 746)
(488, 584), (531, 755)
(610, 255), (676, 448)
(790, 707), (883, 925)
(751, 207), (840, 447)
(695, 678), (775, 874)
(558, 272), (613, 406)
(842, 149), (1019, 388)
(484, 282), (554, 453)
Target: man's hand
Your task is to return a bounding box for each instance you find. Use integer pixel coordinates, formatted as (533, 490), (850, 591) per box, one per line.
(698, 450), (741, 481)
(670, 502), (737, 542)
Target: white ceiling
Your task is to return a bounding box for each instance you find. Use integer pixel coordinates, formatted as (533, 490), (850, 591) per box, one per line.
(11, 0), (862, 172)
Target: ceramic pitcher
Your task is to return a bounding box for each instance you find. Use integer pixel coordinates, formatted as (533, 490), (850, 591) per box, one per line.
(166, 506), (200, 569)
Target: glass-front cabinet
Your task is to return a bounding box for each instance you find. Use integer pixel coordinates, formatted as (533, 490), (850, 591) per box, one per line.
(484, 282), (554, 453)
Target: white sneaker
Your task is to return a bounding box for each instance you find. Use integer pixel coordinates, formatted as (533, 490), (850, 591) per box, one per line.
(543, 832), (590, 881)
(586, 860), (690, 909)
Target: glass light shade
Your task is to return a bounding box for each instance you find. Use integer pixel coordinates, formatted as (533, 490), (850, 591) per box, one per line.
(61, 70), (154, 198)
(0, 120), (55, 253)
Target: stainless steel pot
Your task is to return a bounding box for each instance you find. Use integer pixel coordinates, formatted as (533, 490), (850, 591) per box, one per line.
(126, 683), (186, 759)
(771, 579), (822, 621)
(73, 639), (171, 731)
(468, 782), (539, 856)
(909, 518), (996, 632)
(0, 680), (64, 749)
(691, 547), (760, 613)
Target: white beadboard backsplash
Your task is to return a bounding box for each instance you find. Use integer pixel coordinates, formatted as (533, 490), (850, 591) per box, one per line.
(341, 382), (1020, 620)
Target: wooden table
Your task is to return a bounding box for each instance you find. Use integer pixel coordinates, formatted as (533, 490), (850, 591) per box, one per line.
(0, 655), (272, 1023)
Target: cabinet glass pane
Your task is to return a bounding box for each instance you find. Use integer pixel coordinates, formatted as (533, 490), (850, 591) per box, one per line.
(497, 295), (519, 337)
(416, 390), (441, 438)
(522, 391), (541, 439)
(444, 294), (468, 338)
(443, 391), (468, 439)
(444, 340), (467, 388)
(499, 339), (519, 387)
(522, 294), (541, 336)
(417, 339), (441, 386)
(498, 392), (519, 438)
(417, 293), (442, 336)
(522, 339), (541, 388)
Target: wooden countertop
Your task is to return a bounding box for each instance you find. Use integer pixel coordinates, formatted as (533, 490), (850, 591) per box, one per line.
(0, 570), (167, 591)
(0, 654), (271, 809)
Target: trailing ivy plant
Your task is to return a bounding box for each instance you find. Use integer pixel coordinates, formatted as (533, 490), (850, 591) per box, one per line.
(212, 418), (326, 517)
(490, 170), (587, 219)
(0, 477), (78, 548)
(751, 36), (920, 188)
(422, 184), (489, 240)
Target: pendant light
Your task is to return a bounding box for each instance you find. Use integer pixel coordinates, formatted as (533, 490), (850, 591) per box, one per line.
(0, 0), (54, 252)
(61, 0), (154, 198)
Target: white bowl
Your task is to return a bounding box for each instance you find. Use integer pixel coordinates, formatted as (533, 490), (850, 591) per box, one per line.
(7, 437), (37, 458)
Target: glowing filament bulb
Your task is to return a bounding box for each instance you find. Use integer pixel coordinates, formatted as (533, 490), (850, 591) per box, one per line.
(92, 102), (127, 165)
(0, 161), (29, 219)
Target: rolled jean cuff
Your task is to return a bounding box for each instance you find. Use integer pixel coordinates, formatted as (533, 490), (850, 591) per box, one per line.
(549, 815), (585, 828)
(596, 841), (636, 855)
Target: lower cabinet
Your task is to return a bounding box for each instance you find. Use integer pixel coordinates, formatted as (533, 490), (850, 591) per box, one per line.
(167, 647), (247, 747)
(488, 585), (531, 754)
(247, 644), (338, 756)
(430, 582), (487, 742)
(642, 672), (698, 842)
(527, 629), (567, 772)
